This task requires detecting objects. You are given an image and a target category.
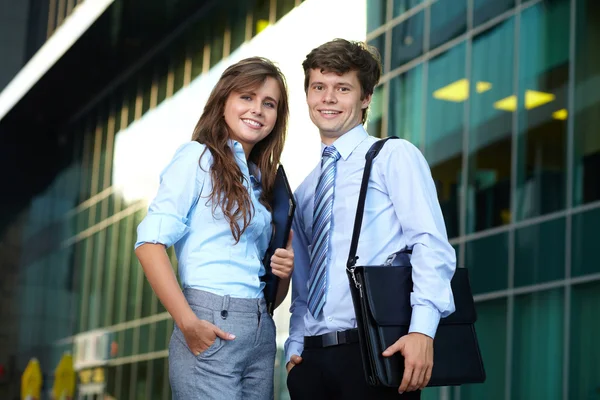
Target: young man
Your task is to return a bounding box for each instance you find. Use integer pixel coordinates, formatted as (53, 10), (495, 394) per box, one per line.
(284, 39), (457, 399)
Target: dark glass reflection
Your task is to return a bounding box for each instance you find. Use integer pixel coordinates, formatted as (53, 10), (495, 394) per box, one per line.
(515, 1), (569, 220)
(574, 0), (600, 205)
(465, 232), (509, 294)
(426, 43), (466, 239)
(512, 289), (564, 398)
(388, 64), (423, 146)
(474, 0), (515, 28)
(391, 10), (425, 70)
(468, 18), (514, 233)
(430, 0), (467, 50)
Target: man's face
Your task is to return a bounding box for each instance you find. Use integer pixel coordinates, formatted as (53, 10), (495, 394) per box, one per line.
(306, 69), (371, 145)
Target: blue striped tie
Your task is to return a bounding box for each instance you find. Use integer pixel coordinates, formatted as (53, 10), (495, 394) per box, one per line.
(307, 146), (341, 318)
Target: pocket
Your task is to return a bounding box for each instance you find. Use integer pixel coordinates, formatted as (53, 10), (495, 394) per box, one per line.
(172, 305), (225, 359)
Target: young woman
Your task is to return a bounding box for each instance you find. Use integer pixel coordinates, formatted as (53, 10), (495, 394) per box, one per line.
(134, 57), (293, 399)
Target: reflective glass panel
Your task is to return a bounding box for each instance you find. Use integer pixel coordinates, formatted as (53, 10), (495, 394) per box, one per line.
(468, 18), (514, 233)
(429, 0), (467, 50)
(367, 0), (386, 33)
(514, 218), (565, 287)
(465, 232), (509, 295)
(512, 289), (564, 399)
(474, 0), (514, 28)
(570, 282), (600, 400)
(390, 10), (425, 70)
(571, 207), (600, 277)
(573, 0), (600, 205)
(515, 1), (569, 220)
(393, 0), (423, 18)
(426, 43), (466, 239)
(461, 299), (507, 400)
(388, 64), (423, 147)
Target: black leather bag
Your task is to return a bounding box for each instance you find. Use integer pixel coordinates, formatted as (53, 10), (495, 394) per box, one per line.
(345, 137), (486, 387)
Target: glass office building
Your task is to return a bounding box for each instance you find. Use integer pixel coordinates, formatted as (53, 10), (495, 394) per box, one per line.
(1, 0), (598, 399)
(366, 0), (600, 399)
(0, 0), (365, 399)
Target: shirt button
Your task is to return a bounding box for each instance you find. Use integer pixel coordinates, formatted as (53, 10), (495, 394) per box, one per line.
(327, 317), (333, 322)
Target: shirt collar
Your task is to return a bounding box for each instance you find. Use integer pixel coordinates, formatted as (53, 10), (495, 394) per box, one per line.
(227, 139), (261, 185)
(320, 124), (369, 161)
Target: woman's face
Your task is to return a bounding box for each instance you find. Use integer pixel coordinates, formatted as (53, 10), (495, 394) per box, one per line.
(224, 77), (281, 158)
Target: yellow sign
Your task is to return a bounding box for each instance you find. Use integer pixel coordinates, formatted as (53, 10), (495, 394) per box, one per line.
(78, 367), (105, 384)
(52, 353), (75, 400)
(21, 358), (42, 400)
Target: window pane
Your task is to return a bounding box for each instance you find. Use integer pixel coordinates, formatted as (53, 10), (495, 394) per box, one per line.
(390, 10), (424, 70)
(426, 43), (466, 239)
(465, 232), (508, 295)
(367, 0), (386, 33)
(276, 0), (294, 21)
(473, 0), (514, 28)
(512, 289), (564, 399)
(571, 207), (600, 277)
(515, 1), (569, 220)
(114, 214), (134, 324)
(388, 64), (423, 146)
(468, 18), (514, 233)
(570, 282), (600, 400)
(573, 0), (600, 205)
(253, 0), (270, 37)
(230, 4), (248, 53)
(209, 16), (225, 68)
(366, 85), (384, 138)
(514, 218), (565, 287)
(461, 299), (507, 400)
(151, 358), (167, 400)
(429, 0), (467, 50)
(393, 0), (423, 18)
(367, 34), (386, 74)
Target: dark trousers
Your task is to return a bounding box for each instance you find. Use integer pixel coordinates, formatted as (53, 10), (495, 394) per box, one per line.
(286, 342), (421, 400)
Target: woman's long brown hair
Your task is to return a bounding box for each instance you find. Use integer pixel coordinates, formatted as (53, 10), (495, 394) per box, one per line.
(191, 57), (289, 243)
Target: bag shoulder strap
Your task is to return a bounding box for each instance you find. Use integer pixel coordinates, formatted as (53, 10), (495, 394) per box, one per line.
(347, 136), (399, 268)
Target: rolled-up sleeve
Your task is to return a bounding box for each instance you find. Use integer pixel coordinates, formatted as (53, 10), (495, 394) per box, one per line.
(381, 140), (456, 339)
(135, 141), (207, 249)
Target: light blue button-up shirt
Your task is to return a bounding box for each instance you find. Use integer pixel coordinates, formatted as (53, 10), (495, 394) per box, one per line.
(135, 140), (272, 298)
(284, 125), (456, 362)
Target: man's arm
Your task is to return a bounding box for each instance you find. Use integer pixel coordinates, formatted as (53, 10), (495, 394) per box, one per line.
(379, 140), (456, 393)
(284, 199), (311, 371)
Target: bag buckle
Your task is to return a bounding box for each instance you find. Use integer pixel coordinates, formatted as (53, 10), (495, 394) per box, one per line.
(384, 252), (397, 266)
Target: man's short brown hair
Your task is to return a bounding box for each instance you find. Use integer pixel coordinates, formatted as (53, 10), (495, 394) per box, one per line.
(302, 39), (382, 124)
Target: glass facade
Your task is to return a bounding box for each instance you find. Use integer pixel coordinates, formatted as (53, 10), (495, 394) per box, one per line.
(367, 0), (600, 398)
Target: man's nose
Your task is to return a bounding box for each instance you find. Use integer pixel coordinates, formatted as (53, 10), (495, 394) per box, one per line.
(322, 89), (337, 104)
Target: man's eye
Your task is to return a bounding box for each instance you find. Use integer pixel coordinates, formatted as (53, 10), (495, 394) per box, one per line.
(314, 85), (323, 91)
(339, 87), (350, 92)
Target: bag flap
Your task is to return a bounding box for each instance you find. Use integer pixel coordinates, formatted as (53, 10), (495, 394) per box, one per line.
(360, 266), (477, 326)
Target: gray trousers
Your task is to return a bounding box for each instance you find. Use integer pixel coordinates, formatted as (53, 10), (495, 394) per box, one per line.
(169, 288), (276, 400)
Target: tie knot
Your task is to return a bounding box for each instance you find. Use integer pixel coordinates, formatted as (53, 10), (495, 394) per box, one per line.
(322, 146), (341, 161)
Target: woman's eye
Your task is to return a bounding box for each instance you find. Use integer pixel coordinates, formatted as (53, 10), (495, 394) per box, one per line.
(241, 95), (251, 100)
(264, 102), (275, 109)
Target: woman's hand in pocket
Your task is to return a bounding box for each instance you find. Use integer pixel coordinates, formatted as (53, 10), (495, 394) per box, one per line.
(271, 230), (294, 279)
(180, 316), (236, 356)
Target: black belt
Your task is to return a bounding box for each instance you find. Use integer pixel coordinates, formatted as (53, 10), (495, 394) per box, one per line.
(304, 329), (359, 349)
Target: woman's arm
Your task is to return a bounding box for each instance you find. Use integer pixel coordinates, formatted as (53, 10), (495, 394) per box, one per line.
(135, 243), (235, 355)
(135, 243), (195, 328)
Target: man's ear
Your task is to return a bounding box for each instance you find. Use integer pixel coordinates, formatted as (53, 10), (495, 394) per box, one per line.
(361, 93), (372, 109)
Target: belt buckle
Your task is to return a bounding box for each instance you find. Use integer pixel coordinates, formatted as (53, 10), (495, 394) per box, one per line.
(321, 332), (340, 347)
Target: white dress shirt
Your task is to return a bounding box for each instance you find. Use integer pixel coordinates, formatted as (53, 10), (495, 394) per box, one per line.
(284, 124), (456, 363)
